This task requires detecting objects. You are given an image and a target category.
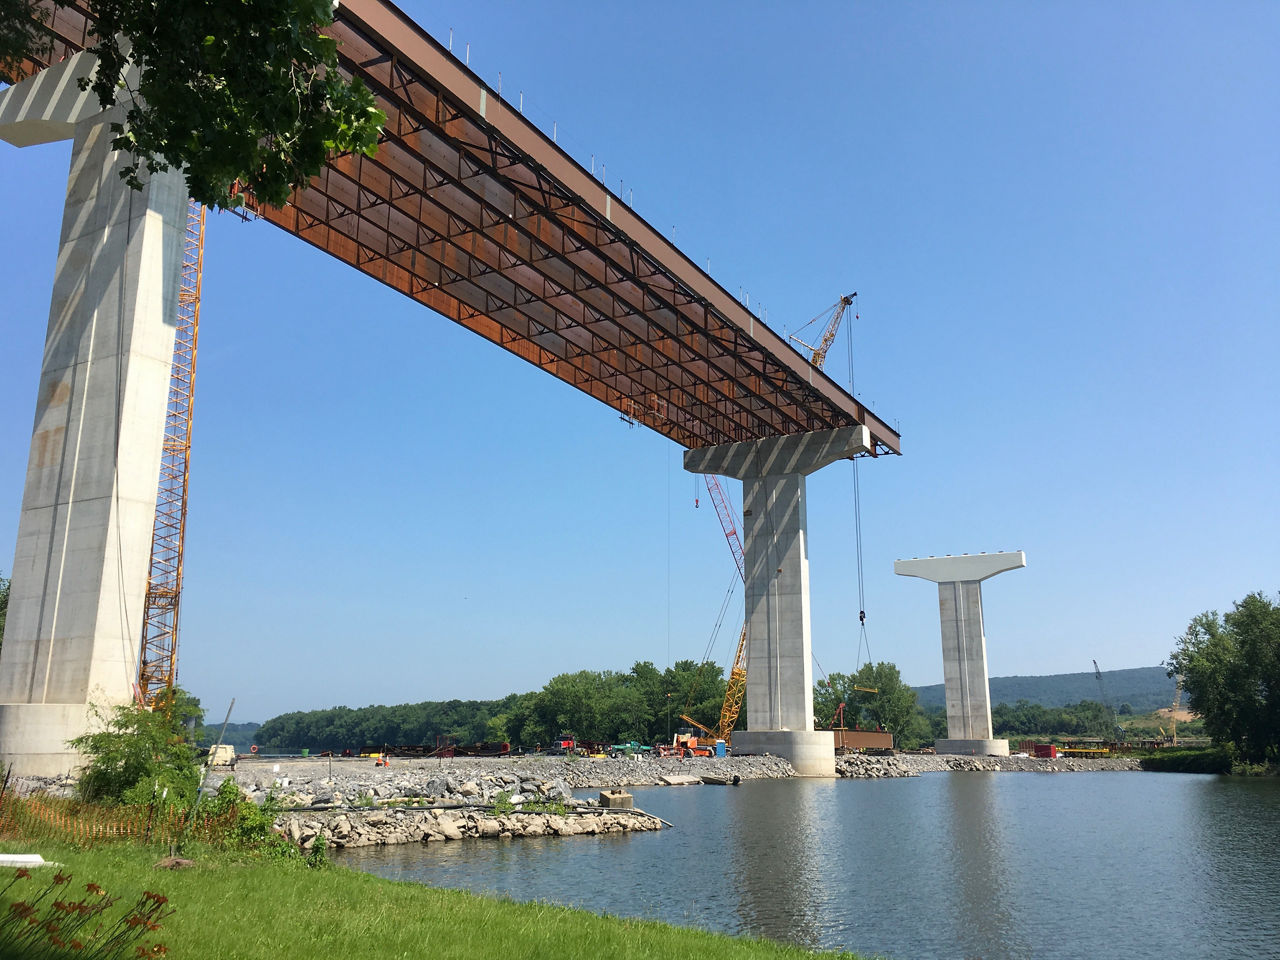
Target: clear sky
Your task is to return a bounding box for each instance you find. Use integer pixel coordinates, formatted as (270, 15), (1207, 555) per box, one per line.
(1, 2), (1276, 723)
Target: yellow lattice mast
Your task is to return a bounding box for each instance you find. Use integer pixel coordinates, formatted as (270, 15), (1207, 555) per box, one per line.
(136, 200), (205, 709)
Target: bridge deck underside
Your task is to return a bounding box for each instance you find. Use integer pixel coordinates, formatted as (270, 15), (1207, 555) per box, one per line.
(21, 0), (900, 453)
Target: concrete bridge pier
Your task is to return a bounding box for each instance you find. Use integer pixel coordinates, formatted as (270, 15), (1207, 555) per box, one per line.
(894, 552), (1026, 757)
(685, 425), (873, 777)
(0, 53), (187, 776)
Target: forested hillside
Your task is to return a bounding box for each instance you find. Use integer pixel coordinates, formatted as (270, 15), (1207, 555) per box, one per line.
(251, 660), (726, 752)
(912, 666), (1174, 712)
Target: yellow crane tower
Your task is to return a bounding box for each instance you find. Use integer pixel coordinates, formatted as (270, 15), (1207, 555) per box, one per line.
(135, 201), (205, 710)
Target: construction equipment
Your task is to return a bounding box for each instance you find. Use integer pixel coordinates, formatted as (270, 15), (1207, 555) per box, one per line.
(1092, 659), (1123, 738)
(1170, 674), (1184, 746)
(788, 293), (856, 371)
(704, 474), (748, 743)
(665, 730), (715, 758)
(136, 200), (205, 710)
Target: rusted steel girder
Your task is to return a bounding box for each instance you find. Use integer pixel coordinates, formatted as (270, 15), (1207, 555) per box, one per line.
(19, 0), (901, 454)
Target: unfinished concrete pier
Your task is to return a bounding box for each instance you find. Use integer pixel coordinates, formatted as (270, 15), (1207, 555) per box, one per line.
(685, 425), (873, 776)
(894, 552), (1026, 757)
(0, 53), (187, 776)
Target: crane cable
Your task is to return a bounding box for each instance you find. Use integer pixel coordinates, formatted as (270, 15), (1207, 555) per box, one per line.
(847, 298), (873, 673)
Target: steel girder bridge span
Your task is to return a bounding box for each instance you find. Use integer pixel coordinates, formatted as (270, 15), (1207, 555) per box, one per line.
(3, 0), (902, 777)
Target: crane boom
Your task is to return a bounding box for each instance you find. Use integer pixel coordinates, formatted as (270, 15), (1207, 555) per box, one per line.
(136, 200), (204, 709)
(704, 474), (749, 743)
(809, 293), (855, 371)
(704, 475), (745, 582)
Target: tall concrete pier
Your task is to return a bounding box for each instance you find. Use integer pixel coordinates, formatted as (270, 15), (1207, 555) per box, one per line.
(685, 425), (873, 776)
(0, 53), (187, 776)
(894, 552), (1025, 757)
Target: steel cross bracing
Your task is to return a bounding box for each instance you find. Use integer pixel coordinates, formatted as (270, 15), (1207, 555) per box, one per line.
(136, 200), (204, 708)
(19, 0), (901, 455)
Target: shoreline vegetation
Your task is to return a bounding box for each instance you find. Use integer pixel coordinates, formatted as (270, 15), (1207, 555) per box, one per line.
(0, 841), (872, 960)
(1138, 747), (1278, 776)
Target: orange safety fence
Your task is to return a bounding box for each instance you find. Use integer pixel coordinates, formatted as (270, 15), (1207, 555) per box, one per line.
(0, 791), (237, 848)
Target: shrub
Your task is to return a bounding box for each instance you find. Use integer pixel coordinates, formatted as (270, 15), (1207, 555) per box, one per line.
(68, 700), (199, 807)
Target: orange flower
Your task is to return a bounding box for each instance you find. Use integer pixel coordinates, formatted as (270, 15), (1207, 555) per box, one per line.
(71, 940), (85, 951)
(52, 871), (70, 885)
(85, 882), (103, 895)
(14, 868), (30, 880)
(150, 945), (169, 956)
(143, 892), (169, 905)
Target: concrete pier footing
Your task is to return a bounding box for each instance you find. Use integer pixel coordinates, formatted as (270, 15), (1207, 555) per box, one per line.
(731, 730), (837, 777)
(894, 552), (1025, 758)
(685, 425), (873, 778)
(0, 54), (187, 776)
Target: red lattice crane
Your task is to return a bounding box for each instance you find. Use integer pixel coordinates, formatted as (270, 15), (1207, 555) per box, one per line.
(135, 200), (205, 709)
(704, 474), (748, 742)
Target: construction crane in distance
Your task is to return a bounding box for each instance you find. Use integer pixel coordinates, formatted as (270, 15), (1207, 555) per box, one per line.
(135, 200), (205, 711)
(788, 293), (856, 371)
(1092, 659), (1122, 739)
(1170, 674), (1184, 746)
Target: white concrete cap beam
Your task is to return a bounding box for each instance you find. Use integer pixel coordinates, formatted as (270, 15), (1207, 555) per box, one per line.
(0, 51), (109, 147)
(893, 551), (1025, 584)
(683, 424), (871, 479)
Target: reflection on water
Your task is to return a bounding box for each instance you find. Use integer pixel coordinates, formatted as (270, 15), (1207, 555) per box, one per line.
(729, 778), (825, 946)
(939, 775), (1030, 960)
(336, 773), (1280, 960)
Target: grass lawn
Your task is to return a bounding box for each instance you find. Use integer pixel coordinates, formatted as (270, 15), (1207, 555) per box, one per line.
(0, 841), (872, 960)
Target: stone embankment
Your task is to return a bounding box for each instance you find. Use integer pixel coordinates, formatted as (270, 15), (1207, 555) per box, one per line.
(277, 804), (662, 850)
(836, 752), (1142, 779)
(210, 755), (788, 850)
(212, 753), (794, 806)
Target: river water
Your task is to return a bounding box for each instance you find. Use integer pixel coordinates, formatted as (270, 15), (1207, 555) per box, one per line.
(335, 772), (1280, 959)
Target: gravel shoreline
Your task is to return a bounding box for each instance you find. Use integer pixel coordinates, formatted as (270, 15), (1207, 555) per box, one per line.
(837, 752), (1142, 779)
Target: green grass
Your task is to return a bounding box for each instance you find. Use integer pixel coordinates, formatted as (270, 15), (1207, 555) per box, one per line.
(0, 841), (871, 960)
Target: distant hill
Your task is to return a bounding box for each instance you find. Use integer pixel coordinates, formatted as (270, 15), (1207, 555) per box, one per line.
(913, 666), (1175, 713)
(197, 720), (261, 750)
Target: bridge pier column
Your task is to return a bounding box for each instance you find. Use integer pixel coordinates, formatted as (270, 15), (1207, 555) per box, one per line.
(685, 425), (873, 776)
(0, 54), (187, 776)
(894, 552), (1026, 757)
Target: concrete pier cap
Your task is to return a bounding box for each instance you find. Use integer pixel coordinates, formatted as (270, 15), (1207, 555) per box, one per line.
(895, 551), (1025, 758)
(893, 551), (1026, 584)
(685, 425), (874, 777)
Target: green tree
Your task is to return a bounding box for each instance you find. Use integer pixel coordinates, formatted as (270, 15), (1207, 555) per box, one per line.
(68, 688), (201, 805)
(2, 0), (385, 209)
(816, 663), (918, 739)
(0, 0), (51, 84)
(1168, 591), (1280, 763)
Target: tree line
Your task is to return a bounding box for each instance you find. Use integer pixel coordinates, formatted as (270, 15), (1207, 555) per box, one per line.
(253, 660), (728, 752)
(250, 589), (1280, 761)
(249, 656), (1123, 753)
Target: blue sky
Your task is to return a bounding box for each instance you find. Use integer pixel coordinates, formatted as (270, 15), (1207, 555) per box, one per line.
(1, 3), (1276, 723)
